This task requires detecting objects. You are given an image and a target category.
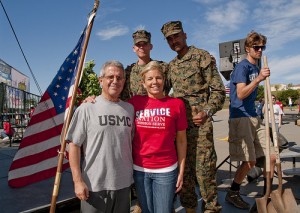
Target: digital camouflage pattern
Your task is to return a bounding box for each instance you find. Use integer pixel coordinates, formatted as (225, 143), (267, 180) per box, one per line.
(168, 45), (225, 212)
(161, 20), (183, 38)
(132, 30), (151, 44)
(169, 46), (225, 116)
(120, 60), (171, 101)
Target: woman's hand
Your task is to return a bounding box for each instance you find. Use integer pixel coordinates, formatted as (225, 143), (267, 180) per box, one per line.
(175, 174), (183, 193)
(83, 95), (96, 103)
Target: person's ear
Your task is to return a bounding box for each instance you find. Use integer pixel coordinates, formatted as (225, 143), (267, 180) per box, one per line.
(133, 45), (137, 53)
(245, 46), (250, 53)
(98, 77), (103, 88)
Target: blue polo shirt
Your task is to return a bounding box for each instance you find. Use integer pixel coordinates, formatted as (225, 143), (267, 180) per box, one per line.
(229, 59), (259, 118)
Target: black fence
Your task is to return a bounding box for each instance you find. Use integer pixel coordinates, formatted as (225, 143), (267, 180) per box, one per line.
(0, 82), (41, 130)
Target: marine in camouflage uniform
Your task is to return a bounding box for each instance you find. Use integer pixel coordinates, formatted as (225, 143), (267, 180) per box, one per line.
(161, 21), (225, 212)
(120, 30), (170, 101)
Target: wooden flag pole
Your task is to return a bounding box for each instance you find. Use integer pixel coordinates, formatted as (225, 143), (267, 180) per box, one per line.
(49, 1), (100, 212)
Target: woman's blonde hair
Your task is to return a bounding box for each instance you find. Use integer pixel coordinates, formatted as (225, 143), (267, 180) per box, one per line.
(140, 61), (165, 81)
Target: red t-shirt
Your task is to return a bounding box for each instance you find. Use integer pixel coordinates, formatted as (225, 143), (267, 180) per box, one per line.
(30, 108), (35, 117)
(128, 95), (188, 169)
(276, 101), (283, 111)
(3, 121), (14, 136)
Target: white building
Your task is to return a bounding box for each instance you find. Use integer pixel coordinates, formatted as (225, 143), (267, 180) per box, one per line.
(270, 84), (288, 91)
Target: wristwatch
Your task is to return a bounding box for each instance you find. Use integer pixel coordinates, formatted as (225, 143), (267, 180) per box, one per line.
(203, 109), (213, 118)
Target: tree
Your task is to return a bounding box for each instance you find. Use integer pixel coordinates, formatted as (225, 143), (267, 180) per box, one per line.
(76, 60), (101, 105)
(277, 89), (299, 106)
(256, 85), (264, 101)
(274, 84), (279, 91)
(287, 83), (293, 89)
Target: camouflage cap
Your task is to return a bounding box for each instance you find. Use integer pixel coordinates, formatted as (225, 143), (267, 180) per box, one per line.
(161, 21), (183, 38)
(132, 30), (151, 44)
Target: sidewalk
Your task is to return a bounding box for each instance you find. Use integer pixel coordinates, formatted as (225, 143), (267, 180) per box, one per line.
(214, 108), (300, 212)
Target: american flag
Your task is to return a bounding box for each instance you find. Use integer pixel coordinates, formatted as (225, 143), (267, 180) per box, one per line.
(225, 83), (230, 95)
(8, 28), (87, 188)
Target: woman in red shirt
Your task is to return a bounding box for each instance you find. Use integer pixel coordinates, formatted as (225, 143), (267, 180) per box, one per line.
(128, 61), (187, 213)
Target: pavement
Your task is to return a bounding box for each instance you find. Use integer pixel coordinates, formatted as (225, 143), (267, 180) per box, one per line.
(213, 108), (300, 213)
(1, 108), (300, 212)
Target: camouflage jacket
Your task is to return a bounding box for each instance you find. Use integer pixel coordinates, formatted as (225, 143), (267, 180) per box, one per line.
(120, 59), (171, 101)
(168, 46), (225, 118)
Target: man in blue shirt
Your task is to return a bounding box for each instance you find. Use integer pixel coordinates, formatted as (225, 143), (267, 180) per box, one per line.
(226, 31), (276, 210)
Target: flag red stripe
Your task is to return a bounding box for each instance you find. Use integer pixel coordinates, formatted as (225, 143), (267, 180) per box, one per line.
(66, 94), (72, 108)
(9, 146), (61, 170)
(40, 92), (51, 102)
(8, 163), (69, 188)
(29, 107), (58, 126)
(19, 123), (64, 149)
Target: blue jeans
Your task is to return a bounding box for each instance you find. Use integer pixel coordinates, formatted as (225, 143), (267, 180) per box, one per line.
(133, 168), (177, 213)
(1, 131), (9, 138)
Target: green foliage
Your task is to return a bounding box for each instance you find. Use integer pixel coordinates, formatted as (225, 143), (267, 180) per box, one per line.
(77, 60), (101, 105)
(256, 85), (300, 106)
(25, 98), (39, 108)
(276, 89), (299, 106)
(287, 83), (293, 89)
(256, 85), (264, 100)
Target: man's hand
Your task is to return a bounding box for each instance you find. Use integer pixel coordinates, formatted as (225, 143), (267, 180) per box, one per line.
(191, 106), (208, 126)
(257, 67), (270, 82)
(74, 181), (89, 200)
(83, 95), (96, 103)
(192, 111), (208, 126)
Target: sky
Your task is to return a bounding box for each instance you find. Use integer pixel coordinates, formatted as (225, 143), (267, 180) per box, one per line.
(1, 0), (300, 95)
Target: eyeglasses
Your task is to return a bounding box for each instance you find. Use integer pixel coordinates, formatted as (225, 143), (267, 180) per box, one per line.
(252, 45), (266, 51)
(103, 75), (124, 82)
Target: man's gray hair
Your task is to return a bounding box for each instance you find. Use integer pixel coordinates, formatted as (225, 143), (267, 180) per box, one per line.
(99, 60), (125, 78)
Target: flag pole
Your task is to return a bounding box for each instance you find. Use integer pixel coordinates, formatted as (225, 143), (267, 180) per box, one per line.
(49, 1), (100, 212)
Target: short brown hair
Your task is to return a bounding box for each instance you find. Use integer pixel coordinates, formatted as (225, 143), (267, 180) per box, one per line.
(244, 31), (267, 51)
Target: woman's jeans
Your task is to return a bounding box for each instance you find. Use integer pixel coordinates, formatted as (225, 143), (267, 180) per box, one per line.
(133, 168), (178, 213)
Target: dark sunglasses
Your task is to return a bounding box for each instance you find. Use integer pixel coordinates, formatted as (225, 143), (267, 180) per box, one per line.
(252, 45), (266, 51)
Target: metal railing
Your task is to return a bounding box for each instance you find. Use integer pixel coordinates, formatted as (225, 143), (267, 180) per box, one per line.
(0, 82), (40, 129)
